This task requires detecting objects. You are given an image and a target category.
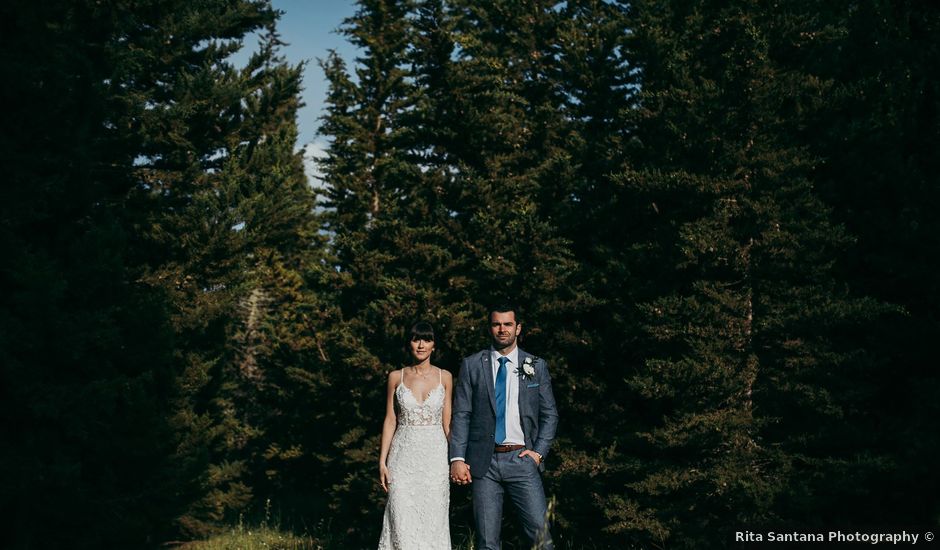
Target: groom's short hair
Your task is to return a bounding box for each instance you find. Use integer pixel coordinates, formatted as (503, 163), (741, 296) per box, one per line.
(488, 303), (522, 324)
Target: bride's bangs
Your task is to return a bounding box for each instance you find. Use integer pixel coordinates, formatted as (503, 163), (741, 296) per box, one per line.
(409, 321), (435, 342)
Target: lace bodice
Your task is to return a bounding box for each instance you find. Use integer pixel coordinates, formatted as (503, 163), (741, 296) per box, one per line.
(396, 382), (445, 426)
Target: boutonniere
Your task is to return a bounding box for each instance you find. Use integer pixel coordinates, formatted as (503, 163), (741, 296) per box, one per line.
(516, 356), (536, 380)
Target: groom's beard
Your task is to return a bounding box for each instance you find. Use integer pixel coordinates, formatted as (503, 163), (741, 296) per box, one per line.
(493, 333), (517, 351)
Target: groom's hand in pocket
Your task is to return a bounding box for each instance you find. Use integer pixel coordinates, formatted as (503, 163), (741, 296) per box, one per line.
(450, 461), (471, 485)
(519, 449), (542, 466)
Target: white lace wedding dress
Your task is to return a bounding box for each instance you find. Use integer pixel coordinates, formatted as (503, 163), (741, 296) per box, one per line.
(378, 370), (451, 549)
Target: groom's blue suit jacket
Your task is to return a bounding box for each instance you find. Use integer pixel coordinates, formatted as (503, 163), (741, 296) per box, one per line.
(449, 348), (559, 477)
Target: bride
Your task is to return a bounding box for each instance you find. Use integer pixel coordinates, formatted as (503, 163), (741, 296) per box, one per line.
(378, 321), (453, 549)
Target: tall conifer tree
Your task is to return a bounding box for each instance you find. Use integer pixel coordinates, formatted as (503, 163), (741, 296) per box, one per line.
(1, 0), (317, 544)
(602, 2), (890, 547)
(806, 2), (940, 525)
(317, 1), (421, 542)
(1, 0), (182, 534)
(544, 1), (643, 544)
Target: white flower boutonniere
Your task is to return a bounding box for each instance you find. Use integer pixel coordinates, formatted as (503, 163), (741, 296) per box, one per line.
(517, 356), (536, 379)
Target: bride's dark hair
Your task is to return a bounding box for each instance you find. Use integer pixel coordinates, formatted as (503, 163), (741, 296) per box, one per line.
(408, 320), (435, 343)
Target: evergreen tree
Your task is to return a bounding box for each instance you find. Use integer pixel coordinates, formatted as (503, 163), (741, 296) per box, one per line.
(126, 15), (316, 538)
(806, 1), (940, 525)
(546, 0), (642, 544)
(200, 24), (326, 534)
(407, 0), (587, 356)
(316, 1), (420, 543)
(311, 0), (937, 545)
(601, 2), (890, 547)
(0, 0), (317, 544)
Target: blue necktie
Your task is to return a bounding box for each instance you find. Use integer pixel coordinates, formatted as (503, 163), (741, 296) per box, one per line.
(495, 356), (508, 443)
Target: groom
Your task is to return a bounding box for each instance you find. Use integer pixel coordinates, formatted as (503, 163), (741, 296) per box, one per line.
(449, 304), (559, 549)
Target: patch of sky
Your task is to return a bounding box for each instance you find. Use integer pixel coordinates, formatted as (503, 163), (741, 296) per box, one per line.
(206, 148), (227, 162)
(133, 155), (159, 166)
(225, 1), (361, 149)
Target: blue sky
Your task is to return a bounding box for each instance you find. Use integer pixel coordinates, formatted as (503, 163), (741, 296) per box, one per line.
(236, 0), (360, 148)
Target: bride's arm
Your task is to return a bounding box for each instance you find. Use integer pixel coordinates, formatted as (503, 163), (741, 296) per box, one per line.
(378, 370), (399, 492)
(441, 369), (453, 440)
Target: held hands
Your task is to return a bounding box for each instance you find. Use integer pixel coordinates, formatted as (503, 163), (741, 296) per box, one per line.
(379, 463), (391, 493)
(448, 452), (539, 486)
(450, 461), (471, 485)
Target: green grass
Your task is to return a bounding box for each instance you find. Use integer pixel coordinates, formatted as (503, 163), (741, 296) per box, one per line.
(172, 496), (569, 549)
(173, 500), (325, 550)
(175, 522), (320, 550)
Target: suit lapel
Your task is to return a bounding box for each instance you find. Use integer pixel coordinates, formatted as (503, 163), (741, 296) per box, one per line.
(517, 349), (529, 419)
(482, 351), (496, 413)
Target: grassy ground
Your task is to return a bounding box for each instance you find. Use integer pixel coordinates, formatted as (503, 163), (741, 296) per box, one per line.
(174, 523), (572, 550)
(171, 499), (325, 550)
(172, 497), (560, 549)
(174, 523), (320, 550)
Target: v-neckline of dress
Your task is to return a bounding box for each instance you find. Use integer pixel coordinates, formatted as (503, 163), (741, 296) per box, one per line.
(399, 382), (443, 407)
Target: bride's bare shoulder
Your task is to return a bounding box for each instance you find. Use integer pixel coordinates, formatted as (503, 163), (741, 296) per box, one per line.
(387, 369), (404, 386)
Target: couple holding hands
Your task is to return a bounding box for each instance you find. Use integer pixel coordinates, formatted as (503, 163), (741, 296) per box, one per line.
(378, 304), (559, 550)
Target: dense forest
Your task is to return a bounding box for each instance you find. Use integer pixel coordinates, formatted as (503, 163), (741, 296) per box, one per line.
(2, 0), (938, 548)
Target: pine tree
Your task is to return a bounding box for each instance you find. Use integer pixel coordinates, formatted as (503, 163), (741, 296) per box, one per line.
(804, 1), (940, 525)
(316, 1), (420, 542)
(545, 1), (641, 544)
(124, 14), (319, 537)
(1, 0), (319, 544)
(204, 23), (327, 532)
(431, 0), (589, 359)
(601, 2), (890, 547)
